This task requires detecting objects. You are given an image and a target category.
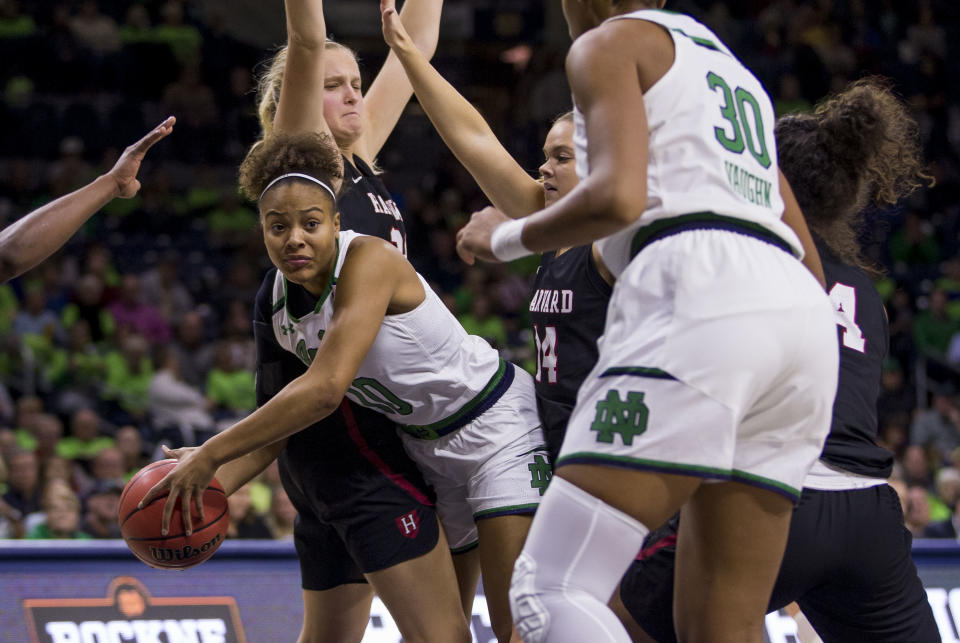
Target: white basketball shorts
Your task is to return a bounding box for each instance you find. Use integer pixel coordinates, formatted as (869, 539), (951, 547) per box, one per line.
(558, 227), (838, 502)
(401, 366), (549, 550)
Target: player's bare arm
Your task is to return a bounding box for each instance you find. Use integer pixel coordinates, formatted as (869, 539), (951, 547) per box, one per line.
(456, 22), (651, 263)
(140, 239), (416, 534)
(359, 0), (443, 162)
(161, 440), (290, 497)
(779, 170), (827, 288)
(274, 0), (334, 140)
(381, 0), (542, 218)
(0, 116), (175, 283)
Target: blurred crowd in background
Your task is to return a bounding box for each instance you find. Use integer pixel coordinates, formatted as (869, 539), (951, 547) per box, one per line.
(0, 0), (959, 541)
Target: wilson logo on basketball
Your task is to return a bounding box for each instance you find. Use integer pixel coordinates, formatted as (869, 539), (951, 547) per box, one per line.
(395, 510), (419, 538)
(150, 533), (223, 563)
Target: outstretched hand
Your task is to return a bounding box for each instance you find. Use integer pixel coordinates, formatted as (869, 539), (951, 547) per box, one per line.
(380, 0), (411, 50)
(456, 206), (511, 264)
(107, 116), (176, 199)
(138, 444), (214, 537)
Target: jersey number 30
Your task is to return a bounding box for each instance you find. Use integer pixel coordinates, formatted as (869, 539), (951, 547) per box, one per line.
(707, 71), (771, 169)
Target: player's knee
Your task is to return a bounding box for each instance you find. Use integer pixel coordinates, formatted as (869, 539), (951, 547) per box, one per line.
(509, 551), (552, 643)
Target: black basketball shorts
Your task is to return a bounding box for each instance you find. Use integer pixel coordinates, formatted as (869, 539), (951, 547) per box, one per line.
(279, 399), (440, 591)
(619, 485), (939, 643)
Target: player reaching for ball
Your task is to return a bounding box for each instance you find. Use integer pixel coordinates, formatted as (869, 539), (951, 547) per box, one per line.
(130, 1), (484, 641)
(0, 117), (175, 283)
(456, 3), (838, 642)
(118, 459), (229, 570)
(141, 130), (549, 643)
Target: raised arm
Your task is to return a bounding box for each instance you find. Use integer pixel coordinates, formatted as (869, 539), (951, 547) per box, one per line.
(0, 117), (175, 283)
(357, 0), (444, 162)
(381, 0), (542, 217)
(273, 0), (333, 138)
(457, 24), (649, 263)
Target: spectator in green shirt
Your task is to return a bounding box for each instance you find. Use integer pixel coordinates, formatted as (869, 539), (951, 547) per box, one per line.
(118, 5), (152, 46)
(103, 333), (153, 421)
(0, 0), (36, 39)
(458, 293), (508, 349)
(153, 1), (201, 64)
(56, 408), (114, 463)
(888, 211), (940, 269)
(205, 342), (255, 418)
(61, 274), (116, 345)
(44, 320), (106, 414)
(914, 288), (960, 361)
(27, 480), (90, 540)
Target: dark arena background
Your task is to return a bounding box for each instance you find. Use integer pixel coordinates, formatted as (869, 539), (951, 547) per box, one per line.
(0, 1), (959, 641)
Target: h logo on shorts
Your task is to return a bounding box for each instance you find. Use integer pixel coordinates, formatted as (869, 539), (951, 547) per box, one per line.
(396, 510), (419, 539)
(591, 389), (649, 446)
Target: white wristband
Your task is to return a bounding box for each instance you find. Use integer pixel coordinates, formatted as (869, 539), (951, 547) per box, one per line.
(490, 218), (532, 262)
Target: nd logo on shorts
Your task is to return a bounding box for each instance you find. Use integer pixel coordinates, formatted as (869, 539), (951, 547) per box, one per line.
(591, 389), (649, 445)
(395, 510), (420, 539)
(528, 454), (552, 496)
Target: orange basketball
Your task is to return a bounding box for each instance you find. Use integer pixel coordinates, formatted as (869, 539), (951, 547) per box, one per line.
(118, 459), (229, 570)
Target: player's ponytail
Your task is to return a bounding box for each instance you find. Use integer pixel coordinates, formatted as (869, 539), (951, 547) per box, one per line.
(776, 76), (932, 271)
(818, 77), (931, 209)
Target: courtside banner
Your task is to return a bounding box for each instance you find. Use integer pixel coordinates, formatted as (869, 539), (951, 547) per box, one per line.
(23, 576), (244, 643)
(1, 540), (958, 642)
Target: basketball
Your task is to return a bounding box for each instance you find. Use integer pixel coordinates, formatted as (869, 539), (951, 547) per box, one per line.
(118, 459), (229, 570)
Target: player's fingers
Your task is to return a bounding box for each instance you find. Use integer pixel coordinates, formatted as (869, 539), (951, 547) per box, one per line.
(138, 475), (169, 509)
(380, 0), (397, 17)
(195, 491), (205, 525)
(161, 486), (179, 536)
(161, 444), (185, 460)
(131, 116), (176, 154)
(182, 489), (193, 536)
(456, 241), (476, 265)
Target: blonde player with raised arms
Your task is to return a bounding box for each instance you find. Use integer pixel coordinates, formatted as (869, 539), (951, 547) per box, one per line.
(457, 1), (839, 641)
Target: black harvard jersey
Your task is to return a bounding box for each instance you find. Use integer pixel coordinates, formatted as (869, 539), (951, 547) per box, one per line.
(819, 240), (894, 478)
(338, 155), (407, 255)
(529, 245), (612, 461)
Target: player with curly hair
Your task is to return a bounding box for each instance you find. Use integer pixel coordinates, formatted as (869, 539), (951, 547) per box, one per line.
(147, 126), (550, 642)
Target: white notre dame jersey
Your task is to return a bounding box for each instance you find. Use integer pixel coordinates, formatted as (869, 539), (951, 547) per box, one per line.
(271, 230), (505, 431)
(573, 9), (800, 277)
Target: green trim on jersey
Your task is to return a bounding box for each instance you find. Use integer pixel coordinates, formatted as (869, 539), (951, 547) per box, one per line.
(555, 452), (801, 501)
(628, 211), (793, 260)
(669, 27), (722, 52)
(281, 236), (341, 323)
(557, 451), (732, 478)
(599, 366), (676, 380)
(730, 469), (801, 499)
(271, 298), (285, 315)
(399, 359), (508, 439)
(473, 503), (540, 521)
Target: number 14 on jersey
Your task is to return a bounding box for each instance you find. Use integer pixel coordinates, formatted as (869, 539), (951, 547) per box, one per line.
(534, 325), (558, 384)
